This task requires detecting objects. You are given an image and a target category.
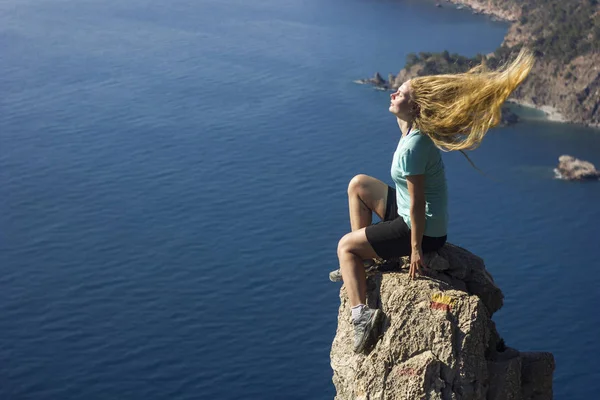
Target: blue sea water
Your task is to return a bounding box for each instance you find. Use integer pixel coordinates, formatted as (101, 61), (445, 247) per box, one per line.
(2, 0), (600, 398)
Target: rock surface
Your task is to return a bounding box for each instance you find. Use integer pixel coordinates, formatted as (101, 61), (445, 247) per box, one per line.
(330, 244), (555, 400)
(554, 155), (600, 181)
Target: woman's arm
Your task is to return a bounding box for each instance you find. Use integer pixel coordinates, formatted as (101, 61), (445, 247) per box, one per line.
(407, 174), (426, 279)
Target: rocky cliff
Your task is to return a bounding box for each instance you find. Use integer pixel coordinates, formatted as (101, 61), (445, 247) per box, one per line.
(508, 51), (600, 127)
(361, 0), (600, 127)
(476, 0), (600, 127)
(330, 244), (555, 399)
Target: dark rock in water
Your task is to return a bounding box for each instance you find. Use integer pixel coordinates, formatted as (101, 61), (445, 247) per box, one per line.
(500, 106), (520, 126)
(554, 155), (600, 181)
(356, 72), (391, 90)
(436, 3), (442, 7)
(371, 72), (385, 86)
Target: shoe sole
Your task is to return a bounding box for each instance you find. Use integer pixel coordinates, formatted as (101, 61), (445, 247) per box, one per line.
(354, 309), (382, 353)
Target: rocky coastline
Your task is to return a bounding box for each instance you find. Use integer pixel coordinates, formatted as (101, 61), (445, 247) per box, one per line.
(440, 0), (520, 22)
(358, 0), (600, 128)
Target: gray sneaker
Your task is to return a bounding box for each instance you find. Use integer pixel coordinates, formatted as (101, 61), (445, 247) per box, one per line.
(353, 307), (383, 353)
(329, 268), (344, 282)
(329, 260), (377, 282)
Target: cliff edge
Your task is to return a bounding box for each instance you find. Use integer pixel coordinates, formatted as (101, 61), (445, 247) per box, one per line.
(330, 244), (555, 400)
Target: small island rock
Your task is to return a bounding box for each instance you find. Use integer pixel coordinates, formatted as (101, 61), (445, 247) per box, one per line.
(554, 155), (600, 181)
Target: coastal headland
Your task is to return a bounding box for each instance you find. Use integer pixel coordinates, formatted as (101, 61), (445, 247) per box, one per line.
(359, 0), (600, 127)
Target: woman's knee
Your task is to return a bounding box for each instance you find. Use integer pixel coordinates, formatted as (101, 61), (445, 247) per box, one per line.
(347, 174), (371, 197)
(337, 233), (352, 257)
(337, 230), (376, 259)
(347, 174), (389, 219)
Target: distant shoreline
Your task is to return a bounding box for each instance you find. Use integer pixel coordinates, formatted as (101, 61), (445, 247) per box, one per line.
(505, 99), (566, 123)
(440, 0), (516, 22)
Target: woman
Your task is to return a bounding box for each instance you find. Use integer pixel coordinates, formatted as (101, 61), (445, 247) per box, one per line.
(334, 49), (534, 353)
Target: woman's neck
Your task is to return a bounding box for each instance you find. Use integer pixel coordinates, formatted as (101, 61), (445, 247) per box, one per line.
(396, 118), (414, 137)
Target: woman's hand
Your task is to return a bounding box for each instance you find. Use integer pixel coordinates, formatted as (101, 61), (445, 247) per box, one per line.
(409, 247), (426, 279)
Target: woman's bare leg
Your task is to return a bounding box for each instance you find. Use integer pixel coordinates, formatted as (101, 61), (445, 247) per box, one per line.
(337, 229), (379, 306)
(347, 174), (390, 232)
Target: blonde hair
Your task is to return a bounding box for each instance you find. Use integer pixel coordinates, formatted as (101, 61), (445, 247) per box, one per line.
(410, 48), (535, 151)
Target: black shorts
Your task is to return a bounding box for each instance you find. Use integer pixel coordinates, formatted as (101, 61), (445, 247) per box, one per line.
(365, 186), (447, 259)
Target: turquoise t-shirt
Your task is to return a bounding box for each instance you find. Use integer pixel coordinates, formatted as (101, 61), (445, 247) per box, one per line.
(391, 129), (448, 237)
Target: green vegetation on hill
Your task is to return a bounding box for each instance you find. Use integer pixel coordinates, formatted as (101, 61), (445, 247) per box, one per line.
(404, 45), (523, 76)
(524, 0), (600, 62)
(405, 51), (483, 74)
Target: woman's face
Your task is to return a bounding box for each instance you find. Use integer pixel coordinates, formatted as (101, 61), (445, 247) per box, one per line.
(389, 81), (414, 120)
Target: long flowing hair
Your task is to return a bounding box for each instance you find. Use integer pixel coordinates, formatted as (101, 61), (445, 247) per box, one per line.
(410, 48), (535, 151)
